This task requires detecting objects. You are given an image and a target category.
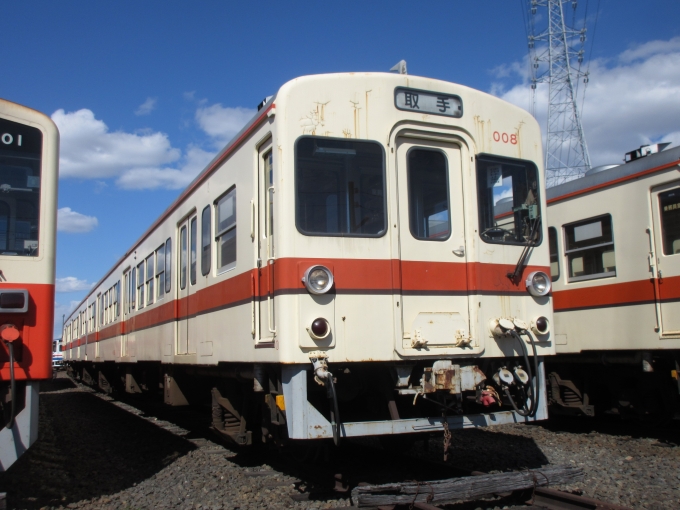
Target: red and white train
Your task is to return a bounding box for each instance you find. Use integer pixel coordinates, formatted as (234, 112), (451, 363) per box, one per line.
(547, 143), (680, 418)
(0, 99), (58, 471)
(63, 73), (554, 446)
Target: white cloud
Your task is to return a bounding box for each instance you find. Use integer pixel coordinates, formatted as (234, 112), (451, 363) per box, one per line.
(52, 100), (255, 190)
(135, 97), (157, 116)
(57, 207), (98, 233)
(52, 108), (181, 180)
(56, 277), (94, 293)
(116, 145), (215, 190)
(54, 300), (82, 337)
(195, 104), (256, 147)
(493, 36), (680, 168)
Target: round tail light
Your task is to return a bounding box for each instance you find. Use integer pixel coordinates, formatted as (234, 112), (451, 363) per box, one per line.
(308, 318), (331, 340)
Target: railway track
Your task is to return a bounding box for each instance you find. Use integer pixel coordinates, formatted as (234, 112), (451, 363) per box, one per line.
(0, 373), (648, 510)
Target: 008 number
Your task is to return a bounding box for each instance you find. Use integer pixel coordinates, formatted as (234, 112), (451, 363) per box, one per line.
(493, 131), (517, 145)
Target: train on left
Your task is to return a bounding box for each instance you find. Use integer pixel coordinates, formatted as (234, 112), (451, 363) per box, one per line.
(0, 99), (59, 471)
(63, 72), (555, 448)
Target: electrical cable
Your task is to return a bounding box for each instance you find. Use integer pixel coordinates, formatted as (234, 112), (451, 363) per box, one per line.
(4, 340), (16, 429)
(507, 329), (540, 417)
(325, 372), (341, 446)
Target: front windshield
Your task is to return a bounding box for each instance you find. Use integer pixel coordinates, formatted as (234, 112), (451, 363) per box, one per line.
(476, 154), (541, 245)
(0, 118), (42, 256)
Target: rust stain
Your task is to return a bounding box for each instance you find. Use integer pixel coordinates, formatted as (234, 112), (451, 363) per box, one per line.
(350, 100), (361, 138)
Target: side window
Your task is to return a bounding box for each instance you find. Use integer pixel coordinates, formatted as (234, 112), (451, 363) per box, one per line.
(137, 261), (145, 309)
(564, 214), (615, 282)
(165, 238), (172, 294)
(216, 188), (237, 272)
(156, 244), (165, 299)
(407, 148), (451, 240)
(115, 281), (120, 318)
(131, 267), (136, 310)
(190, 217), (197, 285)
(548, 227), (560, 282)
(201, 205), (211, 276)
(659, 188), (680, 255)
(180, 226), (187, 290)
(146, 254), (154, 304)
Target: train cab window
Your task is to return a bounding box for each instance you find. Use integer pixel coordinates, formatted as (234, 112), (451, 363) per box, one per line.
(156, 244), (165, 299)
(146, 254), (154, 304)
(564, 214), (616, 282)
(407, 148), (451, 240)
(295, 137), (386, 237)
(180, 226), (187, 290)
(137, 261), (145, 309)
(190, 217), (197, 285)
(0, 118), (42, 256)
(476, 155), (541, 246)
(659, 188), (680, 255)
(548, 227), (560, 282)
(201, 206), (211, 276)
(165, 238), (172, 294)
(216, 188), (236, 272)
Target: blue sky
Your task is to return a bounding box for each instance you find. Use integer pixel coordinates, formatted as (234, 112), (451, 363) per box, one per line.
(2, 1), (679, 337)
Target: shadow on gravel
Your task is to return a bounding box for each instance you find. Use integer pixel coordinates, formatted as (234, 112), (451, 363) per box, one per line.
(529, 415), (680, 446)
(0, 377), (197, 510)
(221, 427), (550, 497)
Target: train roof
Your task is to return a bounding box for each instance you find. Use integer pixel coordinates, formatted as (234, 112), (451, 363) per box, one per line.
(546, 145), (680, 204)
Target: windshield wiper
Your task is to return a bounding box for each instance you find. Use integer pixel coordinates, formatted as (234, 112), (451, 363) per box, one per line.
(507, 213), (541, 284)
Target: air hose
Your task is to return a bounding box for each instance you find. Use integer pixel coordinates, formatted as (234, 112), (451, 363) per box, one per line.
(325, 372), (341, 446)
(4, 340), (16, 429)
(504, 329), (540, 417)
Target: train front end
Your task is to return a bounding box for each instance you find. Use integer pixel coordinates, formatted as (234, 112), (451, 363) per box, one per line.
(0, 100), (58, 471)
(267, 73), (555, 443)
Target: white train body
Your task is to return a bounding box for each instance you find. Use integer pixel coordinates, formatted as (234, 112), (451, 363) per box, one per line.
(547, 145), (680, 417)
(64, 73), (554, 443)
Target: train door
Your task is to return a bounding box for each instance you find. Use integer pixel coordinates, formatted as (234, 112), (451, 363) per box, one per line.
(651, 182), (680, 336)
(177, 214), (198, 354)
(256, 140), (275, 344)
(395, 138), (470, 352)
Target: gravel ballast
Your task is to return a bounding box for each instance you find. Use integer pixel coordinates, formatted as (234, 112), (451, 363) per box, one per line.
(1, 374), (678, 509)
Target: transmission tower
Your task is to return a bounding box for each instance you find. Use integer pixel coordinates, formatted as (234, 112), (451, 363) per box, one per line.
(527, 0), (592, 187)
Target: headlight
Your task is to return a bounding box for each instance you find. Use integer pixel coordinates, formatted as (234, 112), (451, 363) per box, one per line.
(302, 265), (334, 295)
(525, 271), (551, 297)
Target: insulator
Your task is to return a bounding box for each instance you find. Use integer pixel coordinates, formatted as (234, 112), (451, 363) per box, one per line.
(580, 34), (585, 42)
(572, 1), (578, 9)
(583, 77), (589, 83)
(533, 62), (539, 69)
(531, 83), (537, 90)
(578, 56), (583, 63)
(531, 7), (536, 14)
(529, 42), (534, 48)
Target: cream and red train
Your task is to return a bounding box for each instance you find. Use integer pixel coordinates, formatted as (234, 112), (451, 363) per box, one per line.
(546, 143), (680, 418)
(64, 73), (554, 445)
(0, 99), (58, 471)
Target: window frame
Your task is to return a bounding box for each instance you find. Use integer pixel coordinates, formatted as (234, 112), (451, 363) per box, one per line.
(475, 153), (543, 247)
(215, 187), (237, 274)
(180, 226), (187, 290)
(294, 135), (388, 238)
(201, 205), (211, 276)
(137, 260), (145, 309)
(658, 187), (680, 256)
(548, 226), (560, 283)
(165, 238), (172, 294)
(564, 214), (616, 283)
(406, 146), (452, 242)
(146, 254), (154, 305)
(155, 243), (166, 299)
(190, 217), (197, 285)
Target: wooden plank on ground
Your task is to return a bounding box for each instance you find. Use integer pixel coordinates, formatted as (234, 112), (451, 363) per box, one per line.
(351, 465), (584, 507)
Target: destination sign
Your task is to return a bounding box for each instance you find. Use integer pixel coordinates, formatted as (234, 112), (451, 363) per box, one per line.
(394, 87), (463, 118)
